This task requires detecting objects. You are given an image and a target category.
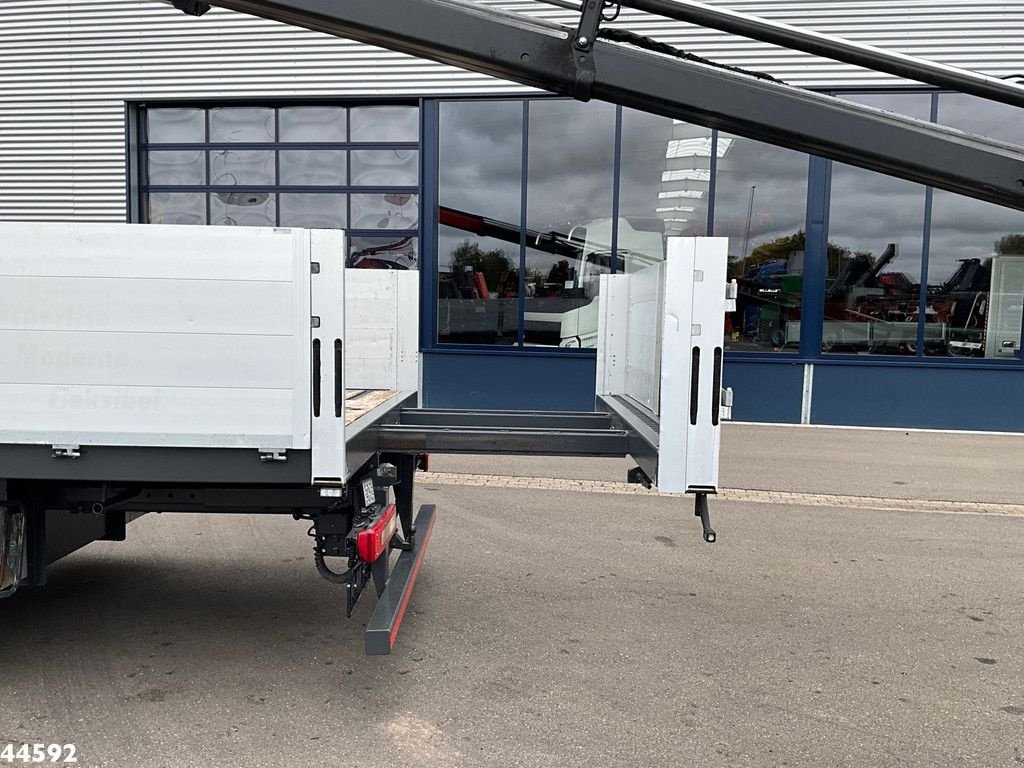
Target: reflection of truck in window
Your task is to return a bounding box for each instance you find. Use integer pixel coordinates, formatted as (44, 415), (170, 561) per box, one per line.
(437, 206), (666, 346)
(554, 218), (666, 348)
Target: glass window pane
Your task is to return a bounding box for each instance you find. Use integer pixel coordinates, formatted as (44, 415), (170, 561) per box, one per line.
(351, 193), (418, 230)
(146, 150), (206, 186)
(939, 92), (1020, 144)
(438, 100), (522, 345)
(823, 93), (931, 356)
(210, 149), (275, 186)
(210, 191), (276, 227)
(147, 108), (205, 143)
(279, 150), (347, 186)
(716, 135), (808, 352)
(525, 100), (616, 347)
(280, 193), (348, 229)
(351, 149), (419, 186)
(349, 234), (419, 270)
(350, 106), (418, 142)
(209, 107), (276, 143)
(146, 192), (206, 225)
(279, 107), (347, 142)
(926, 95), (1024, 358)
(621, 111), (709, 240)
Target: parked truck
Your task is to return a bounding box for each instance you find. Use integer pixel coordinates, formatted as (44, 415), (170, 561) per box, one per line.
(2, 0), (1023, 655)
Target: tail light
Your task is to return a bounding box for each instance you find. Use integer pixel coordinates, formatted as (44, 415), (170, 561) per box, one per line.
(357, 503), (398, 563)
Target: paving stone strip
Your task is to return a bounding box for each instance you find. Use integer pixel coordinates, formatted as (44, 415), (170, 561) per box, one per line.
(421, 472), (1024, 518)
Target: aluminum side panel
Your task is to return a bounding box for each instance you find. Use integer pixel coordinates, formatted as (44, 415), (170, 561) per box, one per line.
(0, 222), (312, 451)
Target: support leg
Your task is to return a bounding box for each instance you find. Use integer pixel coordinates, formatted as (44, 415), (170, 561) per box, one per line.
(695, 493), (717, 544)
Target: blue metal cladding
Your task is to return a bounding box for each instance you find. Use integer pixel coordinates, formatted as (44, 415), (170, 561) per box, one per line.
(421, 352), (599, 411)
(810, 363), (1024, 432)
(724, 360), (805, 424)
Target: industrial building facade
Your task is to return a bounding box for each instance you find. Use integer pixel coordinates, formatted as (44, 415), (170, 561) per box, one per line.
(3, 1), (1023, 430)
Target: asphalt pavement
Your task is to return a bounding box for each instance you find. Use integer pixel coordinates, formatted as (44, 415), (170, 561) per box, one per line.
(1, 424), (1022, 767)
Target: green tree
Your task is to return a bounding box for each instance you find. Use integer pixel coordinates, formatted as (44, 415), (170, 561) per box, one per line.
(449, 240), (514, 291)
(995, 233), (1024, 255)
(732, 230), (855, 277)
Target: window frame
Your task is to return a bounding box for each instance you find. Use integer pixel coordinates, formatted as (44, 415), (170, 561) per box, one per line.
(132, 99), (421, 269)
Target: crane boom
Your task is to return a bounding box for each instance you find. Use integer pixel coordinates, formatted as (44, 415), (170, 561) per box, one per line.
(167, 0), (1024, 211)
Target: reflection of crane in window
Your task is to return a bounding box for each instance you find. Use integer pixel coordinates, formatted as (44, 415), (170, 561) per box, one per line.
(439, 205), (665, 295)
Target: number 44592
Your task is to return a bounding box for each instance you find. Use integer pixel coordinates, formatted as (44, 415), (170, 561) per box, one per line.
(0, 745), (77, 764)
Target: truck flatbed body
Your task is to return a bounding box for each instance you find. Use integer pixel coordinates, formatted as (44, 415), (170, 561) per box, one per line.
(0, 220), (733, 650)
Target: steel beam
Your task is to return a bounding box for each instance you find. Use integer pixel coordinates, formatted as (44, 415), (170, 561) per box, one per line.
(202, 0), (1024, 209)
(376, 423), (630, 456)
(619, 0), (1024, 111)
(397, 408), (614, 430)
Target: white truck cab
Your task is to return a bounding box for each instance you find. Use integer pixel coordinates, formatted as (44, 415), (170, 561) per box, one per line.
(558, 218), (667, 348)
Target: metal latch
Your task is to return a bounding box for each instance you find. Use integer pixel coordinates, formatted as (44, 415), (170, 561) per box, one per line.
(51, 444), (81, 459)
(259, 448), (288, 463)
(725, 280), (738, 312)
(719, 387), (734, 421)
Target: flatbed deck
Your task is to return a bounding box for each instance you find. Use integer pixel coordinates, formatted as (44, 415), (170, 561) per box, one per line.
(344, 389), (400, 426)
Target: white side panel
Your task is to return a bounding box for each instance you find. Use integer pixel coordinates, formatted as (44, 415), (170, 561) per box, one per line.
(985, 256), (1024, 359)
(0, 278), (294, 336)
(617, 237), (729, 495)
(598, 237), (730, 493)
(0, 331), (294, 388)
(596, 274), (628, 397)
(683, 238), (730, 491)
(310, 229), (347, 484)
(654, 241), (698, 494)
(0, 384), (294, 449)
(395, 272), (421, 394)
(344, 270), (420, 393)
(0, 224), (295, 282)
(623, 262), (666, 415)
(0, 222), (312, 451)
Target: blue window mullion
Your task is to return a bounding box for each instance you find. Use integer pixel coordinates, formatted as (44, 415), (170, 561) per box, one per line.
(274, 108), (281, 227)
(346, 108), (353, 230)
(914, 92), (940, 357)
(204, 108), (211, 225)
(610, 106), (622, 274)
(518, 100), (529, 348)
(707, 130), (718, 235)
(421, 100), (440, 351)
(800, 155), (830, 359)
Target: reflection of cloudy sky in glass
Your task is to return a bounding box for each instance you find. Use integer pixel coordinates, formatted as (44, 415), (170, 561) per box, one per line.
(931, 95), (1024, 278)
(619, 109), (710, 235)
(828, 93), (931, 280)
(436, 94), (1024, 286)
(438, 100), (522, 269)
(714, 134), (808, 260)
(525, 100), (616, 276)
(526, 100), (616, 230)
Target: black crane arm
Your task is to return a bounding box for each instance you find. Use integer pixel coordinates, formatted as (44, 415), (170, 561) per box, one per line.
(169, 0), (1024, 211)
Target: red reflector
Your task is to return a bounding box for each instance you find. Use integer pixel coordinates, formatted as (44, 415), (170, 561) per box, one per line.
(357, 503), (398, 563)
(421, 454), (430, 472)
